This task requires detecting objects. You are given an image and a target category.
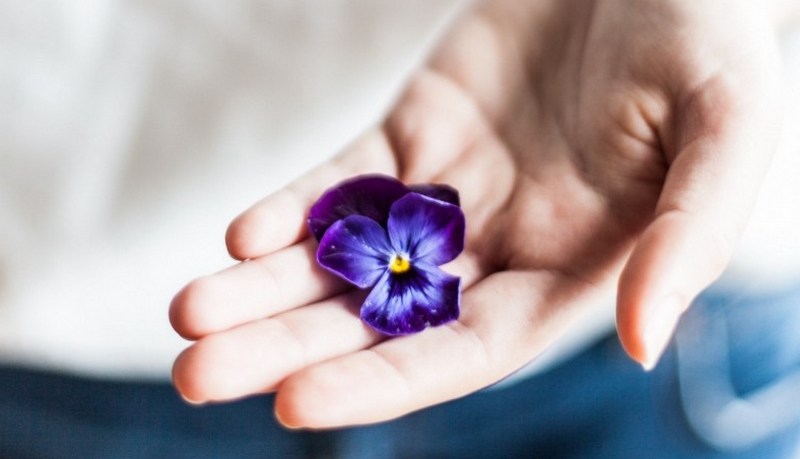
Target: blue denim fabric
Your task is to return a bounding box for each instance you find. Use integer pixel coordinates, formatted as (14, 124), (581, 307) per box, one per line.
(674, 281), (800, 453)
(1, 283), (798, 459)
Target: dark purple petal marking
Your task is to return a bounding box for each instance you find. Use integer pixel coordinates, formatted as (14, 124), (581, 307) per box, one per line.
(317, 215), (392, 288)
(307, 175), (409, 241)
(387, 193), (465, 266)
(408, 183), (460, 207)
(360, 263), (461, 335)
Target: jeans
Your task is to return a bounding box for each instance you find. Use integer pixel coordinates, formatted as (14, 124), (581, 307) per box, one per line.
(1, 282), (799, 459)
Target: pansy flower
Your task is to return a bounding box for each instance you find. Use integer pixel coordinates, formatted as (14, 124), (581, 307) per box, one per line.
(308, 175), (465, 335)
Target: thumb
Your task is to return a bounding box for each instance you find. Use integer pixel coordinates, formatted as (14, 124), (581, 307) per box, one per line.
(617, 70), (781, 369)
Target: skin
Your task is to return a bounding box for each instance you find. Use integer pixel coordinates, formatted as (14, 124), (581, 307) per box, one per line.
(170, 0), (789, 428)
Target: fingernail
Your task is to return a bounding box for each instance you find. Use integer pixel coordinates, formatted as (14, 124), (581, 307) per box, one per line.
(641, 294), (684, 371)
(180, 394), (206, 406)
(274, 410), (301, 430)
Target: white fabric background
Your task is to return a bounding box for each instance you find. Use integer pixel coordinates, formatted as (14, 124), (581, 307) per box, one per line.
(1, 1), (799, 381)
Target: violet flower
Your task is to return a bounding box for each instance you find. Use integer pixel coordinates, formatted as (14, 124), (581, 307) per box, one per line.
(308, 175), (465, 335)
(307, 174), (459, 242)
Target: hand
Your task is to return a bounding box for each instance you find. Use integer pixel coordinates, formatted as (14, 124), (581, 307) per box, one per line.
(170, 0), (782, 428)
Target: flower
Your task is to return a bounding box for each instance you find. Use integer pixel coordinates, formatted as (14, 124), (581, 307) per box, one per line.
(309, 175), (465, 335)
(307, 174), (459, 241)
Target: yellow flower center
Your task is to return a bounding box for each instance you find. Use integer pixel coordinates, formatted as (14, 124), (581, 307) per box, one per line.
(389, 255), (411, 274)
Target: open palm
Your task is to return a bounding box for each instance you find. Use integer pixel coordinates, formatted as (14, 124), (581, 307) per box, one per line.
(170, 0), (781, 428)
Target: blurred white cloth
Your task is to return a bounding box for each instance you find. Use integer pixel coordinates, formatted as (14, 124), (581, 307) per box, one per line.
(0, 1), (799, 381)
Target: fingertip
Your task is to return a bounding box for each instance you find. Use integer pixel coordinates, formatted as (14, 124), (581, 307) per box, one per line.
(225, 212), (253, 261)
(173, 333), (261, 404)
(274, 380), (308, 429)
(172, 346), (209, 405)
(169, 275), (224, 340)
(276, 364), (354, 430)
(616, 235), (652, 366)
(225, 206), (276, 260)
(618, 293), (685, 370)
(641, 294), (685, 369)
(169, 282), (196, 340)
(273, 409), (301, 430)
(615, 294), (649, 369)
(616, 213), (714, 369)
(274, 363), (369, 430)
(225, 192), (309, 261)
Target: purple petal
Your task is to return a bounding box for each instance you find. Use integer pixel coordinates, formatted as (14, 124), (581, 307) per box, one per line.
(307, 175), (409, 241)
(408, 183), (460, 207)
(360, 263), (460, 335)
(317, 215), (392, 288)
(387, 193), (465, 265)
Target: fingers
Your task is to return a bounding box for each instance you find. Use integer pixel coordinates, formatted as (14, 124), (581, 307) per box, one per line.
(172, 253), (493, 404)
(172, 291), (383, 403)
(170, 239), (348, 340)
(226, 129), (398, 260)
(172, 241), (487, 342)
(617, 70), (781, 369)
(273, 270), (598, 428)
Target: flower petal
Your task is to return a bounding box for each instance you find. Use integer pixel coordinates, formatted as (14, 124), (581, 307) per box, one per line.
(360, 264), (460, 335)
(317, 215), (392, 288)
(387, 193), (465, 265)
(408, 183), (460, 207)
(307, 175), (409, 241)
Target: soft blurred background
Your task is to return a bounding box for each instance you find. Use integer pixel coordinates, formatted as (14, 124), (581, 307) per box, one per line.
(1, 1), (799, 458)
(0, 0), (462, 377)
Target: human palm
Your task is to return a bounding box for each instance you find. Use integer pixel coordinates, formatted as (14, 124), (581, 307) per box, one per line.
(170, 0), (781, 428)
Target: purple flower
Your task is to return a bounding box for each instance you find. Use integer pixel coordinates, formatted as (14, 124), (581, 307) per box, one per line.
(307, 174), (459, 241)
(310, 176), (465, 335)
